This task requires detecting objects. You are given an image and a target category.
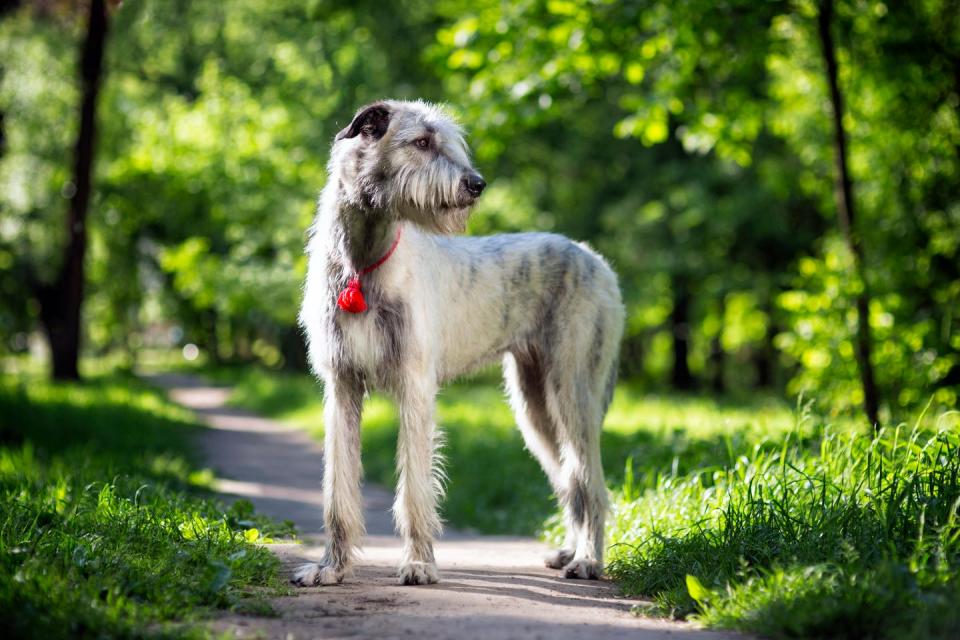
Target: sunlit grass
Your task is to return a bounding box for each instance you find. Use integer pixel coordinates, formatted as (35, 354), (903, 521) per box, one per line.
(605, 383), (795, 438)
(0, 373), (291, 638)
(546, 409), (960, 638)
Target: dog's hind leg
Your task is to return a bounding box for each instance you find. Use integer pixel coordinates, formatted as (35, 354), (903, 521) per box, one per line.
(393, 376), (444, 585)
(548, 372), (609, 580)
(292, 368), (366, 586)
(503, 348), (575, 569)
(545, 313), (620, 580)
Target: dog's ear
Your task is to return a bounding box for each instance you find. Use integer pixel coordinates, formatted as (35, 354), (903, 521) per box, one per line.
(336, 103), (391, 141)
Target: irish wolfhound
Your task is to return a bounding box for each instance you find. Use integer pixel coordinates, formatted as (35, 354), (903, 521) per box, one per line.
(293, 100), (624, 586)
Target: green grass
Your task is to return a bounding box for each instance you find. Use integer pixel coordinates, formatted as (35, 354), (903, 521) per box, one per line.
(206, 364), (960, 638)
(0, 373), (292, 639)
(558, 407), (960, 639)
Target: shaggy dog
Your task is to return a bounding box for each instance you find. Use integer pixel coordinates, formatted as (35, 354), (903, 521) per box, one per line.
(294, 100), (624, 586)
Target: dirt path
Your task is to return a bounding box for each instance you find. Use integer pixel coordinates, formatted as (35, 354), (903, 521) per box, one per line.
(147, 373), (739, 640)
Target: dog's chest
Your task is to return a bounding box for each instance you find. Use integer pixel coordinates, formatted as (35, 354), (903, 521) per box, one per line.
(332, 291), (406, 386)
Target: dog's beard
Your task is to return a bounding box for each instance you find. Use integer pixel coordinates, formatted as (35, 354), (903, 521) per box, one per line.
(396, 202), (472, 234)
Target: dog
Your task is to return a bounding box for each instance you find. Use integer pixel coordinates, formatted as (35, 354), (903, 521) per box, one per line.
(294, 100), (624, 586)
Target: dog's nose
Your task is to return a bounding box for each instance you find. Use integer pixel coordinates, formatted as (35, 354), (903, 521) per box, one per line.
(463, 173), (486, 198)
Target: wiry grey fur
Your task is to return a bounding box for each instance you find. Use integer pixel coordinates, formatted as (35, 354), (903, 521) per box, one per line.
(293, 100), (624, 587)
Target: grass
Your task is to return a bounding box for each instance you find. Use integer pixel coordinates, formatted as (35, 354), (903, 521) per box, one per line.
(0, 373), (293, 639)
(551, 405), (960, 639)
(204, 363), (960, 638)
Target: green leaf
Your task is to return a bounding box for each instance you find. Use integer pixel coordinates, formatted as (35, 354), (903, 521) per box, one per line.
(625, 62), (645, 84)
(244, 528), (260, 543)
(643, 118), (669, 145)
(686, 574), (710, 605)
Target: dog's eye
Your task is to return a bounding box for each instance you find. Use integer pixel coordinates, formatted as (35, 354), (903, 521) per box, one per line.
(413, 137), (430, 150)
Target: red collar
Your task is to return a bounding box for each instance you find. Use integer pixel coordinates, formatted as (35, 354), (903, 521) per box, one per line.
(357, 225), (402, 277)
(336, 226), (402, 313)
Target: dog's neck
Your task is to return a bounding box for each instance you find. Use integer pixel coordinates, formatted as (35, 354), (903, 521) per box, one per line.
(329, 201), (399, 274)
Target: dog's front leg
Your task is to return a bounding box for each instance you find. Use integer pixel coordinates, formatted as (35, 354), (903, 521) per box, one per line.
(394, 380), (442, 585)
(292, 368), (365, 586)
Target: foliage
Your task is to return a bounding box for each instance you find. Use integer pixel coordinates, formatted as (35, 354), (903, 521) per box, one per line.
(433, 0), (960, 415)
(2, 0), (958, 416)
(0, 375), (289, 638)
(778, 238), (959, 416)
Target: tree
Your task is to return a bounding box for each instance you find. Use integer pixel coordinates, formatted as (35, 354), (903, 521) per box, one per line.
(31, 0), (108, 380)
(815, 0), (880, 428)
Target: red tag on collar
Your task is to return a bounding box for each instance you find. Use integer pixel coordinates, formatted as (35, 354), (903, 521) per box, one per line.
(336, 226), (402, 314)
(337, 277), (367, 313)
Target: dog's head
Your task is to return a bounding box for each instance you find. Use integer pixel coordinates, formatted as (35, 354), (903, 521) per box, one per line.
(331, 100), (485, 233)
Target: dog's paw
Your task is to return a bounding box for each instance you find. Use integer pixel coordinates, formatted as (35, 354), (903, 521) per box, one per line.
(562, 558), (603, 580)
(291, 562), (343, 586)
(544, 548), (575, 569)
(291, 562), (322, 586)
(397, 561), (439, 586)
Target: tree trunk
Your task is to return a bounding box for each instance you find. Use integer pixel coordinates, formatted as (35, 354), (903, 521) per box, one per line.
(280, 325), (309, 372)
(204, 310), (221, 364)
(670, 275), (695, 391)
(754, 296), (777, 389)
(709, 298), (726, 394)
(621, 333), (645, 379)
(37, 0), (108, 381)
(817, 0), (882, 429)
(0, 1), (24, 18)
